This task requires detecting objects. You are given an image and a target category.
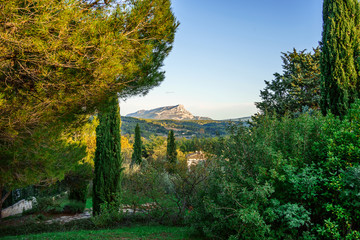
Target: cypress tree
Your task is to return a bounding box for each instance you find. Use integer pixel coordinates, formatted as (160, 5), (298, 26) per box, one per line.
(320, 0), (360, 117)
(131, 123), (142, 166)
(93, 96), (122, 215)
(166, 130), (177, 164)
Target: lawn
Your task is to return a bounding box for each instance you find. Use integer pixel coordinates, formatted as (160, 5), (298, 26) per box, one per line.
(85, 197), (92, 209)
(1, 225), (203, 240)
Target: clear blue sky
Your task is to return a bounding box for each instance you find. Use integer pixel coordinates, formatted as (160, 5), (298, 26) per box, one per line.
(120, 0), (323, 120)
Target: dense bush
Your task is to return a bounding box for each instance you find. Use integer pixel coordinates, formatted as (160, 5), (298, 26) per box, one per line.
(32, 196), (64, 214)
(187, 101), (360, 239)
(91, 194), (124, 227)
(30, 195), (86, 214)
(65, 162), (92, 203)
(187, 158), (273, 239)
(62, 200), (86, 214)
(0, 218), (95, 238)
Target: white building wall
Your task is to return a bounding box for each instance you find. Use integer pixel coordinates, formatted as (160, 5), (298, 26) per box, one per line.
(1, 197), (36, 218)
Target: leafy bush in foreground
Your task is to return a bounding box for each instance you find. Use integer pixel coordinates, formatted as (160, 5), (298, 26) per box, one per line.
(187, 101), (360, 239)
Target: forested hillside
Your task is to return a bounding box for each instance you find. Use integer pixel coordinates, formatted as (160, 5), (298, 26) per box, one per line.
(121, 116), (231, 138)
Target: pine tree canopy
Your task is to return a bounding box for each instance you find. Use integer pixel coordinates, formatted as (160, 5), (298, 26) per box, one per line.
(0, 0), (178, 190)
(0, 0), (177, 142)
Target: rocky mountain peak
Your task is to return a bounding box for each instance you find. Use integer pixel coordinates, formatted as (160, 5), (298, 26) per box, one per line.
(126, 105), (212, 120)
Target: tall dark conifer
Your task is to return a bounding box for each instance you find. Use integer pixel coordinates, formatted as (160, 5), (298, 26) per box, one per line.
(93, 96), (122, 215)
(320, 0), (360, 117)
(166, 130), (177, 164)
(131, 123), (142, 165)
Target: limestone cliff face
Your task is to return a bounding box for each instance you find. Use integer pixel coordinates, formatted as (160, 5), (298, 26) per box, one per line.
(126, 104), (212, 120)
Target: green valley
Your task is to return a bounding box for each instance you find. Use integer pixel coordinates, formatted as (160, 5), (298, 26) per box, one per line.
(121, 116), (233, 138)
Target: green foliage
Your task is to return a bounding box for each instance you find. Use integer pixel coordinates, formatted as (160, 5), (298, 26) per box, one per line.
(267, 199), (312, 239)
(121, 144), (209, 225)
(0, 0), (178, 143)
(121, 158), (180, 222)
(0, 217), (96, 238)
(142, 135), (167, 160)
(30, 194), (85, 214)
(121, 117), (169, 137)
(85, 198), (93, 209)
(91, 196), (123, 227)
(256, 48), (320, 116)
(166, 130), (177, 164)
(178, 136), (222, 155)
(62, 201), (86, 214)
(33, 196), (64, 214)
(0, 125), (87, 193)
(187, 101), (360, 239)
(121, 116), (229, 138)
(320, 0), (360, 117)
(187, 128), (274, 239)
(312, 101), (360, 238)
(65, 162), (92, 204)
(274, 202), (311, 228)
(0, 225), (199, 240)
(0, 0), (178, 204)
(93, 97), (122, 215)
(165, 159), (211, 223)
(131, 124), (143, 166)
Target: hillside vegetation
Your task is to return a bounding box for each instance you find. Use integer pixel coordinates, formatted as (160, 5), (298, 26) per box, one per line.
(121, 116), (231, 138)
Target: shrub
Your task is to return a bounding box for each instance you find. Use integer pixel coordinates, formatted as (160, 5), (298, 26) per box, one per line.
(65, 162), (92, 203)
(121, 160), (177, 223)
(0, 218), (95, 238)
(62, 200), (86, 214)
(187, 155), (273, 239)
(187, 103), (360, 239)
(32, 196), (64, 214)
(91, 196), (123, 227)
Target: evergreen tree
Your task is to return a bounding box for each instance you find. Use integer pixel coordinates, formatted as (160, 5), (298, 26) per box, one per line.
(166, 130), (177, 164)
(256, 48), (321, 116)
(320, 0), (360, 117)
(0, 0), (178, 201)
(131, 124), (142, 166)
(93, 96), (122, 215)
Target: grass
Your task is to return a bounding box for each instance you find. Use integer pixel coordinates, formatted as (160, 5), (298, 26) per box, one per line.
(85, 197), (92, 209)
(1, 225), (203, 240)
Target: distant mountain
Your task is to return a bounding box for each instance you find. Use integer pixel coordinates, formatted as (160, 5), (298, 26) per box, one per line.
(126, 104), (212, 121)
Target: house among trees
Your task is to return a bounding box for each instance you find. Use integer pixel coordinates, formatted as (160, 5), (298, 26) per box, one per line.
(186, 151), (207, 167)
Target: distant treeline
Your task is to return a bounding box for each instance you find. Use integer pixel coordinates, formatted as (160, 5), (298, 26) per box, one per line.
(121, 116), (240, 138)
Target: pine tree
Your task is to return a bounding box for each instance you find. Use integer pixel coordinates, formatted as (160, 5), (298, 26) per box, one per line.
(320, 0), (360, 117)
(131, 124), (142, 166)
(256, 48), (321, 115)
(0, 0), (178, 202)
(93, 96), (122, 215)
(166, 130), (177, 164)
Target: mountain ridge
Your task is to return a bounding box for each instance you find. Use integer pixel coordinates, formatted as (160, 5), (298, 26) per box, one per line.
(126, 104), (212, 121)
